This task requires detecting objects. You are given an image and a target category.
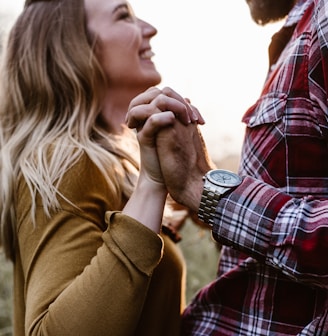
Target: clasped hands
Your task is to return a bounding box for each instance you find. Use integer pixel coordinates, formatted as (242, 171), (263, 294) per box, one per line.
(126, 86), (214, 212)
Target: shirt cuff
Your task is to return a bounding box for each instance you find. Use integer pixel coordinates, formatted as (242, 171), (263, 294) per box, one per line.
(103, 211), (164, 276)
(212, 176), (292, 258)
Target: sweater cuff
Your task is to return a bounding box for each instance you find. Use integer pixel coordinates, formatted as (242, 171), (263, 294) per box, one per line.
(103, 211), (164, 276)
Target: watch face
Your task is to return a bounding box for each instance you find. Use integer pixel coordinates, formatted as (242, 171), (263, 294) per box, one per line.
(207, 169), (242, 187)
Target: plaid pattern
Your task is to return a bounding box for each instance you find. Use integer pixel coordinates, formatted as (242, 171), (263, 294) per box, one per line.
(182, 0), (328, 334)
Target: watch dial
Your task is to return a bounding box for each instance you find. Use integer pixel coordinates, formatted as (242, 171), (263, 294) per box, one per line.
(208, 170), (242, 187)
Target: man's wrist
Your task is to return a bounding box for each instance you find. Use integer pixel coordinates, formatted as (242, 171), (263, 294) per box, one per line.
(197, 169), (242, 225)
(198, 185), (221, 226)
(188, 178), (205, 213)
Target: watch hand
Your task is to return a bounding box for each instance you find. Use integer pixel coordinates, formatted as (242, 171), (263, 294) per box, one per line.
(219, 174), (232, 183)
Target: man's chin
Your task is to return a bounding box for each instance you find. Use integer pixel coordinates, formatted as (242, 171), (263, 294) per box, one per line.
(246, 0), (297, 25)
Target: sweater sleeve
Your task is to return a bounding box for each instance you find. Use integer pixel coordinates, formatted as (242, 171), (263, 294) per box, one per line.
(16, 156), (164, 336)
(212, 176), (328, 288)
(20, 209), (163, 336)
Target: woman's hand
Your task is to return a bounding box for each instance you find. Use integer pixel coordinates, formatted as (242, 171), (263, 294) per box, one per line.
(126, 86), (205, 130)
(124, 86), (208, 233)
(124, 86), (204, 233)
(126, 86), (205, 186)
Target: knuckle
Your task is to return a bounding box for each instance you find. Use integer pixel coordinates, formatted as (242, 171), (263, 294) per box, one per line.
(162, 86), (173, 96)
(152, 94), (167, 110)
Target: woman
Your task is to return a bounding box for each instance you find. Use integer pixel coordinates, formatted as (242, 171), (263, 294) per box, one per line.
(0, 0), (200, 335)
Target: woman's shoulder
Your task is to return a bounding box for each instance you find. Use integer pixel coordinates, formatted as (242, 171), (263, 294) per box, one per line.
(58, 151), (112, 205)
(16, 150), (121, 230)
(62, 151), (106, 185)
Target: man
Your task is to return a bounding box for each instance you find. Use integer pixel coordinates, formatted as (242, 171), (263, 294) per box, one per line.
(154, 0), (328, 334)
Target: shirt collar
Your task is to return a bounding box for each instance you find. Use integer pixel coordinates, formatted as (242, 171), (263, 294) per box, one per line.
(284, 0), (312, 27)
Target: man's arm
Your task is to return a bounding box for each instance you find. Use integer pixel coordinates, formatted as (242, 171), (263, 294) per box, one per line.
(157, 120), (328, 287)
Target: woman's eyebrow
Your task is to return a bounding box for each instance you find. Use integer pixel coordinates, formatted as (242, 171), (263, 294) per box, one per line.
(112, 3), (129, 14)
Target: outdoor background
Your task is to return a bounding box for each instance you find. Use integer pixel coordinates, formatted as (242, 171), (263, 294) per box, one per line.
(0, 1), (284, 335)
(2, 0), (283, 161)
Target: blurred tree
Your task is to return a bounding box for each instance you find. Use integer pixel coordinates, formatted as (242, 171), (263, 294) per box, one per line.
(0, 252), (13, 336)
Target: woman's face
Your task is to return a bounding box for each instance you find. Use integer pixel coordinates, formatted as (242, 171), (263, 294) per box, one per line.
(84, 0), (161, 92)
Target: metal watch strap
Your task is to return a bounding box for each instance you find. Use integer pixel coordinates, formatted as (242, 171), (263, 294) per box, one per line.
(198, 186), (223, 226)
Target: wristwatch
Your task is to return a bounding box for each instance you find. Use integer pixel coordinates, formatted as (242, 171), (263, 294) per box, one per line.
(198, 169), (242, 225)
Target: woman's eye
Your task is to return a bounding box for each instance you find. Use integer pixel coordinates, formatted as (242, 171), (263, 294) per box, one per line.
(118, 10), (133, 21)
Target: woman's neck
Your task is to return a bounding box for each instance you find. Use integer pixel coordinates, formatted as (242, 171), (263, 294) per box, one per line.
(100, 90), (136, 135)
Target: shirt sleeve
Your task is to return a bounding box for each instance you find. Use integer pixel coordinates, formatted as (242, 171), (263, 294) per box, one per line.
(316, 0), (328, 101)
(212, 176), (328, 289)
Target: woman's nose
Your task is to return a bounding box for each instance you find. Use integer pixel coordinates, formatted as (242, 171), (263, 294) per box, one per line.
(138, 19), (157, 37)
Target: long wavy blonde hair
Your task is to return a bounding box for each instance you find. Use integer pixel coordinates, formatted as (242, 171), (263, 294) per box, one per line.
(0, 0), (140, 260)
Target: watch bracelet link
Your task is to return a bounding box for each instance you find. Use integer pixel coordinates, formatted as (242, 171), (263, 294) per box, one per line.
(198, 186), (222, 226)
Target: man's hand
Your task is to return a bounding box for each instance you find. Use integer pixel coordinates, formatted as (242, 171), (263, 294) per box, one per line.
(126, 85), (213, 212)
(156, 120), (214, 213)
(126, 86), (205, 186)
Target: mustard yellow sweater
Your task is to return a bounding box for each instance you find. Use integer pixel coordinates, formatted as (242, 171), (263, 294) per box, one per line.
(13, 153), (186, 335)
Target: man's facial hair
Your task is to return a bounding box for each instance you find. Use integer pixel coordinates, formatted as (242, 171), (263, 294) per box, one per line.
(246, 0), (297, 25)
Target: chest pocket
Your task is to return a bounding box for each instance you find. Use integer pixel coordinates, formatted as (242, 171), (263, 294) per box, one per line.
(243, 92), (286, 129)
(243, 91), (326, 139)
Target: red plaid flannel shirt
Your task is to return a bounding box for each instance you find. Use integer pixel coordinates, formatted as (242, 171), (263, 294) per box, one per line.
(182, 0), (328, 334)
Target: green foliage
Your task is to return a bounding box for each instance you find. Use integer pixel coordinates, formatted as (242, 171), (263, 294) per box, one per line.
(179, 218), (221, 304)
(0, 251), (13, 336)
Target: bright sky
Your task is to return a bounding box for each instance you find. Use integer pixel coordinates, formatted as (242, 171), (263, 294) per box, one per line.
(1, 0), (283, 161)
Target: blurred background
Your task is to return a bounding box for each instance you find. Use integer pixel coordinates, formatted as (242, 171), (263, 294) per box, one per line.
(1, 0), (283, 161)
(0, 1), (284, 335)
